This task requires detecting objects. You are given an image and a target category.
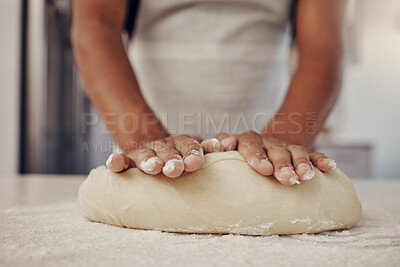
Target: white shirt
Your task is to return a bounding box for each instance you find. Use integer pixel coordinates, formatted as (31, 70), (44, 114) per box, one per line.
(129, 0), (292, 139)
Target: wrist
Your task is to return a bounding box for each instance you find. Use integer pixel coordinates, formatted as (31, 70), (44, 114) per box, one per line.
(262, 115), (317, 149)
(104, 110), (167, 152)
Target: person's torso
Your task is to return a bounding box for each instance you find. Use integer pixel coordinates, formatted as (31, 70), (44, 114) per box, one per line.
(128, 0), (292, 139)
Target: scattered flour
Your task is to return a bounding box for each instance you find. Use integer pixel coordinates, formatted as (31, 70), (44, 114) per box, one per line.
(2, 179), (400, 267)
(290, 217), (312, 225)
(1, 201), (399, 266)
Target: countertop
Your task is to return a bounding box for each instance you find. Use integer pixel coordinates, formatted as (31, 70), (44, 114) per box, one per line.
(0, 174), (399, 266)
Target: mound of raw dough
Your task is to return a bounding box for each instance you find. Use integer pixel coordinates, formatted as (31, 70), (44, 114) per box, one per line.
(78, 151), (362, 236)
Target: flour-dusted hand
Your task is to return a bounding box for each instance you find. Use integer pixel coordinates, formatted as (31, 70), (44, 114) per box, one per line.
(200, 133), (238, 153)
(106, 135), (204, 178)
(201, 131), (337, 186)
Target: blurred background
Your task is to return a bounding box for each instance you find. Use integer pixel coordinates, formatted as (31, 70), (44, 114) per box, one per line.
(0, 0), (399, 178)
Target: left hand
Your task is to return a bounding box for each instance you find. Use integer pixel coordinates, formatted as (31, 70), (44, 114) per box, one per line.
(201, 131), (337, 186)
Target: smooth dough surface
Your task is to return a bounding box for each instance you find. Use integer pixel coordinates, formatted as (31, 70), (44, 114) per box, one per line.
(78, 151), (362, 236)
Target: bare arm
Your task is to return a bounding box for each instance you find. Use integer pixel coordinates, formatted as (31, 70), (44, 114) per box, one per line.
(71, 0), (204, 177)
(263, 0), (346, 148)
(205, 0), (346, 186)
(71, 0), (165, 152)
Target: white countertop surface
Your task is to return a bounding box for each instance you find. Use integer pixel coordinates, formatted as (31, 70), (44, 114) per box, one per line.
(0, 174), (399, 267)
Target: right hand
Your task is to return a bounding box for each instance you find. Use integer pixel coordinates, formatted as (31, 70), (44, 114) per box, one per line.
(105, 135), (204, 178)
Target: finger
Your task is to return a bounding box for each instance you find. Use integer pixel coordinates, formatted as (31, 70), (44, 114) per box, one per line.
(201, 138), (223, 153)
(173, 135), (204, 172)
(262, 137), (299, 186)
(215, 133), (238, 151)
(129, 147), (164, 175)
(149, 139), (184, 178)
(287, 145), (315, 181)
(309, 152), (337, 172)
(105, 153), (133, 173)
(237, 131), (273, 176)
(187, 135), (203, 143)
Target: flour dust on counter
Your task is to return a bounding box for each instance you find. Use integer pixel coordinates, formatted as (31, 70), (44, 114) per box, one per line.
(0, 196), (399, 266)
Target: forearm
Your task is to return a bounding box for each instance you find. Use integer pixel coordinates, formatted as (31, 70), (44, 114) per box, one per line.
(262, 0), (345, 149)
(263, 55), (342, 148)
(72, 26), (166, 151)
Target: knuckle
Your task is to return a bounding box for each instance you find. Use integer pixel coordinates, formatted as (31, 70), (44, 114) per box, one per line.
(188, 135), (201, 143)
(314, 152), (326, 158)
(175, 134), (190, 141)
(135, 149), (152, 161)
(309, 152), (318, 157)
(136, 141), (147, 149)
(162, 144), (174, 153)
(254, 149), (266, 158)
(288, 144), (307, 153)
(297, 158), (311, 164)
(216, 132), (228, 138)
(189, 141), (201, 150)
(180, 141), (199, 152)
(287, 144), (299, 150)
(154, 139), (169, 146)
(266, 137), (287, 146)
(126, 151), (136, 159)
(240, 140), (251, 146)
(137, 146), (149, 153)
(238, 131), (257, 139)
(155, 140), (172, 151)
(274, 161), (290, 169)
(239, 138), (263, 148)
(240, 140), (258, 148)
(169, 152), (182, 160)
(269, 145), (287, 152)
(245, 130), (258, 137)
(164, 136), (173, 141)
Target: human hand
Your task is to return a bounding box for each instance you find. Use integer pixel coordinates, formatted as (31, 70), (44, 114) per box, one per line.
(105, 135), (204, 178)
(201, 131), (337, 186)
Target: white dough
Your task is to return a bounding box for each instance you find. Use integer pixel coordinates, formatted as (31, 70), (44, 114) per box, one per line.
(78, 151), (362, 236)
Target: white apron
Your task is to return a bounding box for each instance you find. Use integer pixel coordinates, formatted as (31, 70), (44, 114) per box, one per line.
(128, 0), (292, 139)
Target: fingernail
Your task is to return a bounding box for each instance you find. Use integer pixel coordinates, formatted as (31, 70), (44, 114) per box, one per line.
(184, 151), (204, 165)
(189, 149), (203, 158)
(221, 137), (236, 150)
(185, 149), (204, 162)
(260, 159), (273, 170)
(184, 154), (200, 164)
(328, 160), (337, 169)
(290, 176), (301, 185)
(298, 163), (315, 180)
(277, 167), (300, 185)
(184, 151), (204, 172)
(106, 154), (115, 168)
(141, 157), (162, 172)
(248, 159), (256, 167)
(163, 157), (184, 175)
(210, 138), (222, 151)
(303, 168), (315, 180)
(321, 158), (337, 170)
(200, 138), (222, 151)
